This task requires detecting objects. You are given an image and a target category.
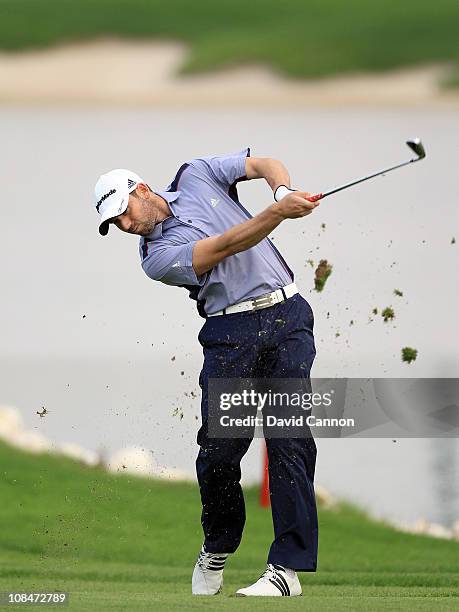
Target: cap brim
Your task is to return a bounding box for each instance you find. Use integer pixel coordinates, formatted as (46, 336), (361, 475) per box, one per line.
(99, 218), (112, 236)
(98, 195), (128, 236)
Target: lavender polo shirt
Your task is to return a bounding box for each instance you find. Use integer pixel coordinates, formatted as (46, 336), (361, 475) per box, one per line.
(139, 148), (293, 316)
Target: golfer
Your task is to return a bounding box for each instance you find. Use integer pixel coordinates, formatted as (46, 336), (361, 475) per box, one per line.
(93, 148), (319, 597)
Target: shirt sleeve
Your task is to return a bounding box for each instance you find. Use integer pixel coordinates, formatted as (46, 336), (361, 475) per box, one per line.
(140, 240), (206, 287)
(190, 147), (250, 188)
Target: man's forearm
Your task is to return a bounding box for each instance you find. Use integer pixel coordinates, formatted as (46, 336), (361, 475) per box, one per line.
(220, 204), (284, 256)
(262, 159), (291, 192)
(193, 190), (317, 276)
(246, 157), (291, 192)
(192, 204), (284, 275)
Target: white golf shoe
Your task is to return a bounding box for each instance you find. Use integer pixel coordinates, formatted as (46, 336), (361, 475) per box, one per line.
(236, 563), (302, 597)
(191, 545), (229, 595)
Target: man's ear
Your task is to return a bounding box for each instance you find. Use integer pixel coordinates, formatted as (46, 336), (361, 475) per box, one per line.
(135, 183), (150, 199)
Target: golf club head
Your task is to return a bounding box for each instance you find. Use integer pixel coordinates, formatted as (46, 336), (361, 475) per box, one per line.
(406, 138), (426, 160)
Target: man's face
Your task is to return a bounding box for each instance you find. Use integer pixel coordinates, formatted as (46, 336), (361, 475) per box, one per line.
(110, 187), (159, 236)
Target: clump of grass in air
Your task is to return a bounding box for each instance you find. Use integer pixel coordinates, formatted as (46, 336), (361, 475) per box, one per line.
(314, 260), (333, 292)
(401, 347), (418, 363)
(382, 306), (395, 322)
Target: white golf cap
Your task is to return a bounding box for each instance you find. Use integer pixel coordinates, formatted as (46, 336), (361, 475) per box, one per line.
(94, 168), (145, 235)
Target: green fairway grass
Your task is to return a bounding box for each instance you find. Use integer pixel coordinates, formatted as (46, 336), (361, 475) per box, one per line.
(0, 1), (459, 86)
(0, 440), (458, 610)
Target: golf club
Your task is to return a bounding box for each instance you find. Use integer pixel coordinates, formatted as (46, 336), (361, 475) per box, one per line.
(308, 138), (426, 202)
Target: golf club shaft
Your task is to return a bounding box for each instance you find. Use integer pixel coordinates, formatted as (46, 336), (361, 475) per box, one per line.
(307, 157), (418, 202)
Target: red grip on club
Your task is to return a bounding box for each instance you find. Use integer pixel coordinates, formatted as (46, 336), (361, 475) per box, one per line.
(307, 193), (323, 203)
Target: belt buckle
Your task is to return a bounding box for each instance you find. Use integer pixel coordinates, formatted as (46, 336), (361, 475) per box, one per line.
(251, 293), (274, 311)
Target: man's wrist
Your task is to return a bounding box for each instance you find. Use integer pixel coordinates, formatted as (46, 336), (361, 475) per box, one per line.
(267, 202), (286, 222)
(274, 185), (296, 202)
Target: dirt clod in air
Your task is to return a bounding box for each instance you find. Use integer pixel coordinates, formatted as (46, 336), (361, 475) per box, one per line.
(382, 307), (395, 323)
(37, 407), (48, 418)
(306, 259), (315, 268)
(401, 347), (418, 364)
(314, 260), (333, 292)
(321, 223), (326, 230)
(393, 289), (403, 297)
(372, 308), (378, 315)
(452, 237), (456, 244)
(172, 407), (184, 420)
(171, 356), (176, 361)
(349, 320), (354, 326)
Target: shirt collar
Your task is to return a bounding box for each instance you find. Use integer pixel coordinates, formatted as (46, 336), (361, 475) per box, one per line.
(144, 190), (181, 240)
(155, 190), (180, 204)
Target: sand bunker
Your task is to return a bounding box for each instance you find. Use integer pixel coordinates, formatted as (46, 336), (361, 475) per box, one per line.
(0, 39), (458, 108)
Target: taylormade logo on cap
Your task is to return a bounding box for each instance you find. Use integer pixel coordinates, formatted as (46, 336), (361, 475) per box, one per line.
(96, 188), (116, 212)
(93, 168), (145, 236)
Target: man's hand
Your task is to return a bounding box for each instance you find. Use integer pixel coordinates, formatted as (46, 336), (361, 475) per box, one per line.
(275, 191), (320, 219)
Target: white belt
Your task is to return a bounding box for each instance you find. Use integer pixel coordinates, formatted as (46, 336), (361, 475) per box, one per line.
(207, 282), (298, 317)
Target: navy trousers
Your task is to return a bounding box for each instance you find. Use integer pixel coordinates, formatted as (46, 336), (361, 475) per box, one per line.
(196, 293), (318, 571)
